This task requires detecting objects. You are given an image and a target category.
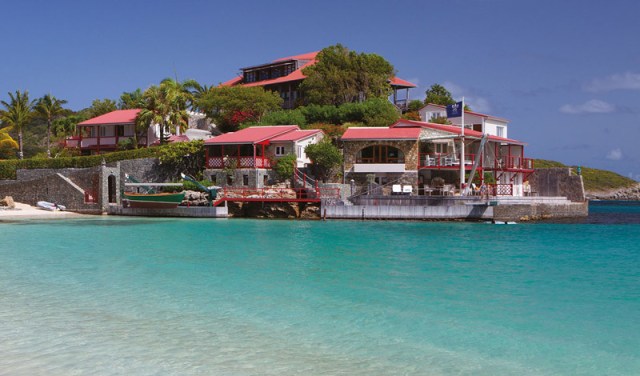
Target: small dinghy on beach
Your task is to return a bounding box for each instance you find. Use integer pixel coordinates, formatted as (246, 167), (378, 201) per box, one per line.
(36, 201), (66, 211)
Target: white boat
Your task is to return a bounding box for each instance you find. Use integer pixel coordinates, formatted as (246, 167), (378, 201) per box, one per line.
(36, 201), (66, 211)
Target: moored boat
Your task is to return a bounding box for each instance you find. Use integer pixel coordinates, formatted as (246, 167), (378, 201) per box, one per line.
(37, 201), (66, 211)
(122, 192), (185, 209)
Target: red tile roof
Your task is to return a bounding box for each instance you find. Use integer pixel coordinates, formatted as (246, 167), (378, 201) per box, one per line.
(270, 129), (323, 142)
(204, 126), (300, 145)
(78, 109), (141, 125)
(391, 119), (524, 145)
(341, 127), (421, 141)
(221, 51), (416, 89)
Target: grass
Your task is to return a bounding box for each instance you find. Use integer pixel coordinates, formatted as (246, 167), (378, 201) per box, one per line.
(533, 159), (637, 192)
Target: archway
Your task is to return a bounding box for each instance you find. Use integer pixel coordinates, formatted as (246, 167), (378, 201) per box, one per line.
(108, 175), (117, 203)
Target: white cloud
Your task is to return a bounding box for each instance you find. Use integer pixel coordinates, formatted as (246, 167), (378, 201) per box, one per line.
(442, 81), (492, 113)
(584, 72), (640, 92)
(606, 148), (623, 161)
(559, 99), (615, 114)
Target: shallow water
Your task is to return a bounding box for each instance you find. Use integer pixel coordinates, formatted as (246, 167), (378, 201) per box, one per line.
(0, 203), (639, 375)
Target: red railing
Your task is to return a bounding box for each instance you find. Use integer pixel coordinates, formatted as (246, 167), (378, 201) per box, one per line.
(487, 184), (513, 196)
(494, 156), (534, 170)
(206, 156), (272, 169)
(419, 153), (475, 168)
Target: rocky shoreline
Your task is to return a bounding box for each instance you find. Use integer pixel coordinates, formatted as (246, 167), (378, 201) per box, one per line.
(586, 183), (640, 201)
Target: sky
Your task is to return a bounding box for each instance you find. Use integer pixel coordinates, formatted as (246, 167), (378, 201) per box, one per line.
(1, 0), (639, 179)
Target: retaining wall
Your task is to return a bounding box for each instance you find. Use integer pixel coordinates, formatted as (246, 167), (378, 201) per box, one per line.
(530, 168), (585, 202)
(323, 204), (493, 220)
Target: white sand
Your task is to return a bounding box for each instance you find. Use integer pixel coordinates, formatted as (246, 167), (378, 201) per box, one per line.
(0, 202), (89, 221)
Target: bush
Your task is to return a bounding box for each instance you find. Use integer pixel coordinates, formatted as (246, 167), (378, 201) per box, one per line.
(273, 154), (297, 181)
(259, 109), (306, 126)
(0, 146), (161, 180)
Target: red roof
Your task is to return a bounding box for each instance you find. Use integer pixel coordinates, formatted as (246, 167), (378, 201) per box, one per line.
(204, 126), (300, 145)
(221, 51), (416, 89)
(391, 119), (524, 145)
(341, 127), (421, 141)
(270, 129), (323, 142)
(78, 109), (141, 125)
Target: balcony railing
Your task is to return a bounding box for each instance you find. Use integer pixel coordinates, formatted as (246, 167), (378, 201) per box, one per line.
(65, 136), (137, 149)
(419, 153), (475, 168)
(356, 157), (405, 164)
(494, 156), (534, 170)
(206, 156), (272, 169)
(487, 183), (513, 196)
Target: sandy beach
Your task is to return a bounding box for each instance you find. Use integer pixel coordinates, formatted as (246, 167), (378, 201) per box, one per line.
(0, 202), (89, 221)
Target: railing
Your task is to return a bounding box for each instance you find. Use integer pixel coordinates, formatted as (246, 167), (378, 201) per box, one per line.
(487, 184), (513, 196)
(64, 136), (137, 149)
(356, 157), (405, 164)
(493, 156), (534, 170)
(206, 156), (272, 169)
(419, 153), (475, 168)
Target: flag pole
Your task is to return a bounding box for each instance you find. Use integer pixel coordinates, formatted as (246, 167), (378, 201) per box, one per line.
(460, 97), (465, 194)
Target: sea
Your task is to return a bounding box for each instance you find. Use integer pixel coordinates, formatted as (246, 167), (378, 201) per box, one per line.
(0, 201), (639, 375)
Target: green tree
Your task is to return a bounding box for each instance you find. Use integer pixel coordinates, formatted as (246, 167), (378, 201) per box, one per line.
(87, 98), (117, 118)
(257, 109), (306, 126)
(0, 90), (35, 159)
(305, 139), (342, 182)
(196, 86), (282, 132)
(137, 79), (191, 145)
(35, 94), (68, 158)
(118, 89), (145, 109)
(301, 44), (395, 106)
(424, 84), (455, 106)
(274, 153), (297, 182)
(407, 99), (424, 112)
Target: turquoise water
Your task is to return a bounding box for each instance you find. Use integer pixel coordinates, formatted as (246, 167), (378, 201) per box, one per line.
(1, 204), (639, 375)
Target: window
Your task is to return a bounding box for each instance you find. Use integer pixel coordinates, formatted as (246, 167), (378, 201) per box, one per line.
(434, 143), (448, 154)
(275, 146), (285, 156)
(243, 175), (249, 186)
(297, 145), (302, 157)
(496, 126), (504, 138)
(357, 145), (405, 163)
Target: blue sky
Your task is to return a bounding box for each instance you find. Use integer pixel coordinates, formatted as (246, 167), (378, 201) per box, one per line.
(1, 0), (639, 179)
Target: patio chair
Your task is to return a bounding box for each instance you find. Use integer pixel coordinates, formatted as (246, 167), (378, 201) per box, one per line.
(392, 184), (402, 195)
(402, 185), (412, 195)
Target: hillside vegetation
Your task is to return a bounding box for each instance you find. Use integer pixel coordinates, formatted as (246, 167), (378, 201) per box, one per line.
(534, 159), (637, 192)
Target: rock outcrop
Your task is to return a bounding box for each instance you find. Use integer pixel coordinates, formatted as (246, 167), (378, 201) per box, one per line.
(0, 196), (16, 209)
(586, 183), (640, 200)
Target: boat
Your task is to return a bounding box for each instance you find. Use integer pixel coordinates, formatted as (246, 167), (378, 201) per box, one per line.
(122, 191), (186, 209)
(37, 201), (66, 211)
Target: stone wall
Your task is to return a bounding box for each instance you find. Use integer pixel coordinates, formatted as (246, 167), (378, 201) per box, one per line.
(0, 169), (102, 213)
(204, 168), (279, 188)
(529, 168), (585, 202)
(342, 140), (419, 171)
(493, 202), (588, 221)
(0, 157), (181, 213)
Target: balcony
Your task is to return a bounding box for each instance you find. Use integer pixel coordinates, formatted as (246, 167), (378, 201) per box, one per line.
(493, 156), (534, 171)
(65, 136), (137, 149)
(419, 153), (475, 169)
(206, 156), (272, 169)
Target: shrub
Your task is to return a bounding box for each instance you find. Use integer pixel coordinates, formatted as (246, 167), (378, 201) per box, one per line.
(258, 109), (306, 126)
(273, 154), (297, 181)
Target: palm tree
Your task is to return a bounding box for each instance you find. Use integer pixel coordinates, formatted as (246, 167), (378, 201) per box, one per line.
(35, 94), (68, 158)
(0, 90), (35, 159)
(137, 80), (191, 145)
(118, 89), (145, 110)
